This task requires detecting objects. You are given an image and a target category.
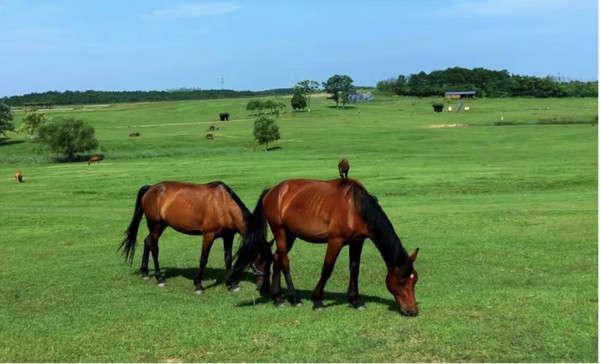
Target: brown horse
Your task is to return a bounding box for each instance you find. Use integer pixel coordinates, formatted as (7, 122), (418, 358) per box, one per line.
(15, 171), (23, 182)
(88, 155), (103, 165)
(206, 133), (214, 139)
(338, 158), (349, 178)
(119, 181), (272, 293)
(228, 178), (420, 316)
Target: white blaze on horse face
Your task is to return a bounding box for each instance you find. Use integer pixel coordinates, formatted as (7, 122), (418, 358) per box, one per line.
(410, 274), (415, 280)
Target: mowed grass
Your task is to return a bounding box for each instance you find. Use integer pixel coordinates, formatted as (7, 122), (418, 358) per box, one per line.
(0, 94), (597, 362)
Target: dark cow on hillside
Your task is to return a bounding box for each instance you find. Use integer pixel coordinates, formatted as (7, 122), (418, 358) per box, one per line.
(208, 125), (215, 131)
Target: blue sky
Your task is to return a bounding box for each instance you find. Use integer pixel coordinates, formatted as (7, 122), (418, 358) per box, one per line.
(0, 0), (597, 97)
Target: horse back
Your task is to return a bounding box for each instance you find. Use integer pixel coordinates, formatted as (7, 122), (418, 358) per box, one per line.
(263, 178), (369, 242)
(142, 181), (245, 234)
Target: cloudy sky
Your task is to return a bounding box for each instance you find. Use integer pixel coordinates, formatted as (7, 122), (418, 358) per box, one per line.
(0, 0), (597, 96)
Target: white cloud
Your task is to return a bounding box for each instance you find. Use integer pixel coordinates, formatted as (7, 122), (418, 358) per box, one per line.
(438, 0), (590, 17)
(144, 2), (240, 19)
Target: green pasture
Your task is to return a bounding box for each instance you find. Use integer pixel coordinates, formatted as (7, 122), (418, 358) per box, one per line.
(0, 94), (597, 362)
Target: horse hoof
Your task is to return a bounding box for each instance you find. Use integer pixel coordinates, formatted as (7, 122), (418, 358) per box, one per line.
(313, 306), (324, 311)
(357, 305), (367, 310)
(294, 302), (303, 308)
(157, 283), (165, 288)
(195, 290), (204, 295)
(142, 276), (150, 280)
(231, 286), (241, 292)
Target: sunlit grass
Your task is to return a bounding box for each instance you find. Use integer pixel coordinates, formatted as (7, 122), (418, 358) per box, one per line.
(0, 95), (597, 362)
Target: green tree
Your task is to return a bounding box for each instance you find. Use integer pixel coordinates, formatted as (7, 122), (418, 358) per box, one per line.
(246, 99), (261, 116)
(253, 116), (280, 151)
(322, 75), (355, 108)
(18, 111), (49, 138)
(0, 102), (15, 136)
(291, 92), (307, 111)
(36, 117), (99, 161)
(294, 80), (320, 110)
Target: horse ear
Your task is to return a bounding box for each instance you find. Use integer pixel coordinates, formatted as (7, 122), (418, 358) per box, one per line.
(409, 248), (419, 262)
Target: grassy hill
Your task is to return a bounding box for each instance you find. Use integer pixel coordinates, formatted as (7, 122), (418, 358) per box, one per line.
(0, 95), (597, 362)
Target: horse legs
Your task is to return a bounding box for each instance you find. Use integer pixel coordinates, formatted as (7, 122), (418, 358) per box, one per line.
(270, 250), (284, 306)
(145, 223), (166, 286)
(222, 231), (239, 292)
(347, 239), (366, 309)
(193, 232), (216, 294)
(271, 231), (301, 306)
(311, 238), (344, 310)
(140, 238), (151, 279)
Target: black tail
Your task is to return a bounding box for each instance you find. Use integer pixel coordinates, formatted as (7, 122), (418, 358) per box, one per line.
(118, 185), (151, 265)
(226, 188), (270, 283)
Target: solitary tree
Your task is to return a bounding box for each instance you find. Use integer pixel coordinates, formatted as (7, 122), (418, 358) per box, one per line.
(18, 110), (48, 138)
(322, 75), (355, 108)
(253, 116), (280, 151)
(294, 80), (320, 110)
(36, 117), (99, 161)
(290, 92), (307, 111)
(0, 102), (15, 137)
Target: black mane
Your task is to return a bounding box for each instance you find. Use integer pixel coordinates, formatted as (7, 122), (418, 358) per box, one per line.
(208, 181), (252, 227)
(343, 179), (411, 270)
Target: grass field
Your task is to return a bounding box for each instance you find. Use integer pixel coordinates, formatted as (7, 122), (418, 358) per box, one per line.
(0, 93), (597, 362)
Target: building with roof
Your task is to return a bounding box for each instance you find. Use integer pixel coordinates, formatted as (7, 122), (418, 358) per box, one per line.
(444, 91), (476, 99)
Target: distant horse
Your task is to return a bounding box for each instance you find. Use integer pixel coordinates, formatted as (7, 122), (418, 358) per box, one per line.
(15, 171), (23, 183)
(129, 132), (140, 137)
(88, 156), (103, 165)
(228, 178), (420, 316)
(208, 125), (215, 131)
(206, 133), (214, 139)
(119, 181), (272, 293)
(338, 158), (349, 178)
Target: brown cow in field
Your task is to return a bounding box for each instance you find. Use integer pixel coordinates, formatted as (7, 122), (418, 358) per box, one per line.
(88, 156), (103, 165)
(338, 159), (349, 178)
(206, 133), (214, 139)
(15, 170), (23, 183)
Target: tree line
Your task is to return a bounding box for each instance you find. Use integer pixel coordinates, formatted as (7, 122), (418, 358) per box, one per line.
(2, 67), (597, 108)
(376, 67), (597, 98)
(1, 88), (294, 107)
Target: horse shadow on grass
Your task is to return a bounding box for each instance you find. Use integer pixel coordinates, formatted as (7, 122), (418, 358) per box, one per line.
(235, 287), (398, 312)
(161, 266), (259, 291)
(138, 267), (399, 311)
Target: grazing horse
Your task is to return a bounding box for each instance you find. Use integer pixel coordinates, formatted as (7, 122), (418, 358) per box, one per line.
(206, 133), (214, 139)
(228, 178), (420, 316)
(119, 181), (272, 293)
(208, 125), (215, 131)
(15, 171), (23, 183)
(129, 132), (140, 137)
(88, 155), (103, 165)
(338, 158), (350, 178)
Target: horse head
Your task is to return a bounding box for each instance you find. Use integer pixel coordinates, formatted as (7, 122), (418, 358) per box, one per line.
(251, 239), (274, 293)
(385, 248), (419, 316)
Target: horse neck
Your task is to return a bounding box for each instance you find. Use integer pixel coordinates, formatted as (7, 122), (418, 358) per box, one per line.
(370, 229), (410, 269)
(351, 182), (409, 269)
